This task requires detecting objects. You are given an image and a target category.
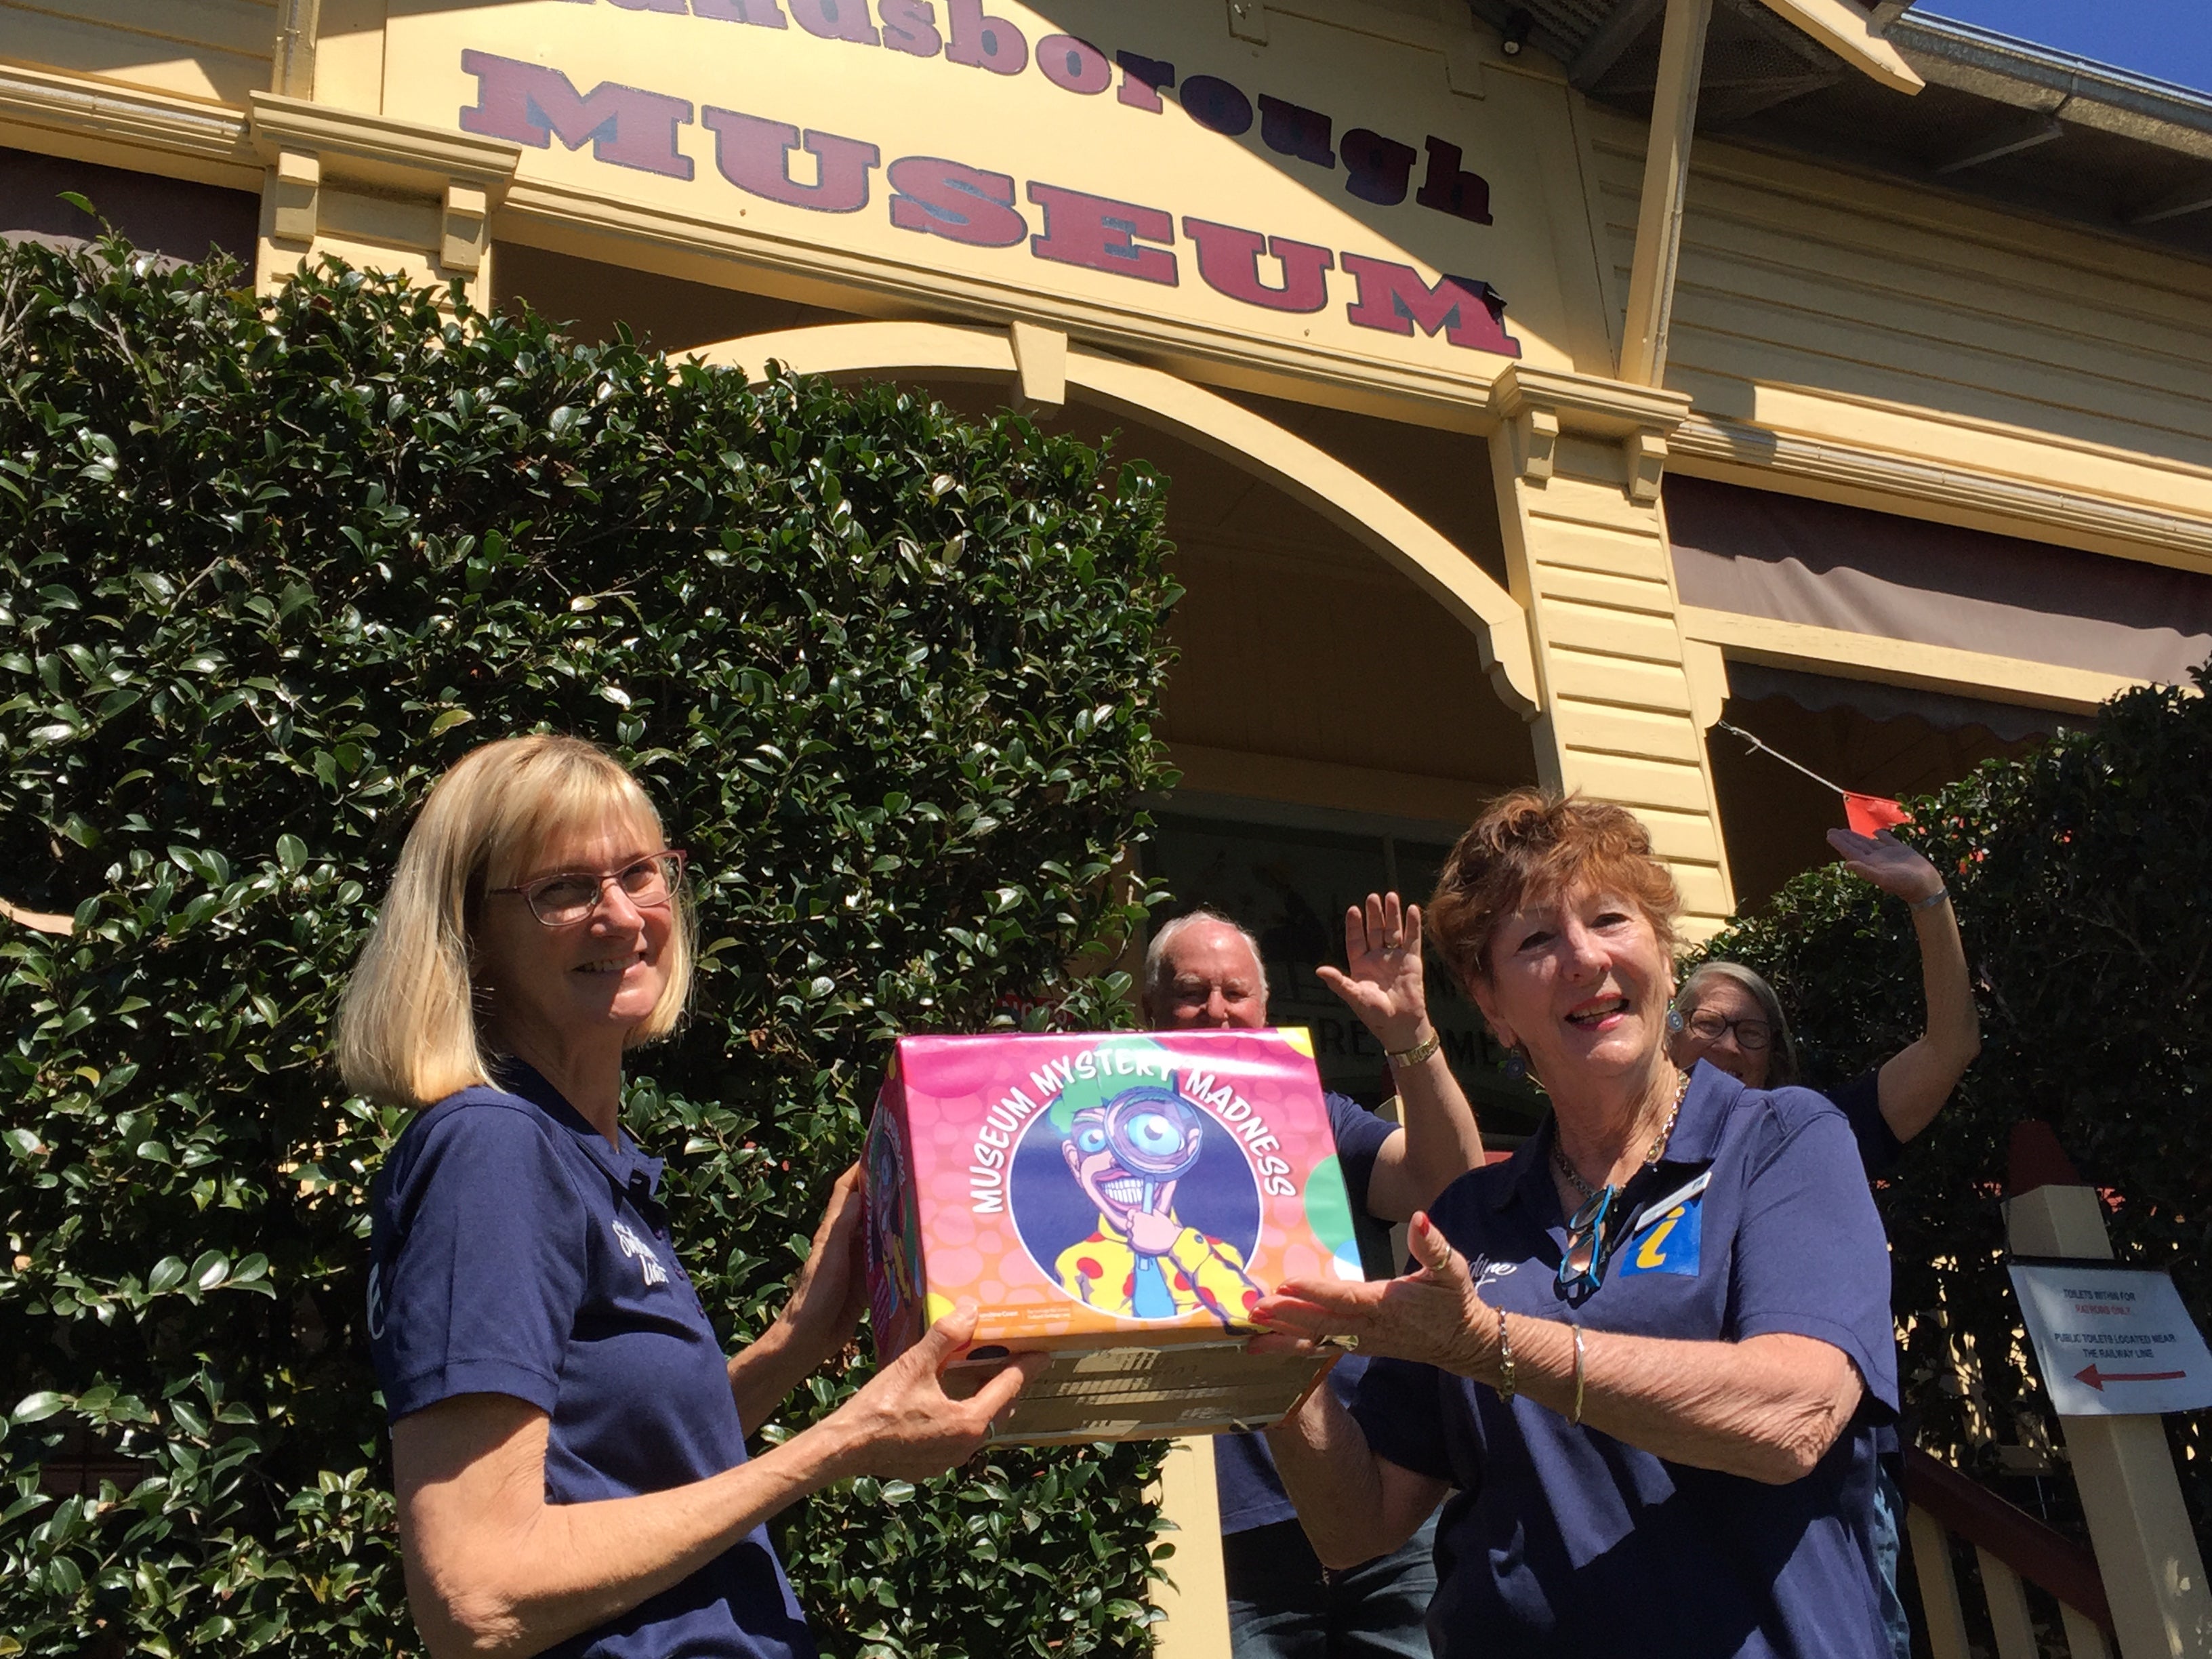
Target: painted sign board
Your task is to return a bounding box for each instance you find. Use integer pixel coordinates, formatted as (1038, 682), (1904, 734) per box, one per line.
(383, 0), (1594, 390)
(864, 1027), (1351, 1441)
(2007, 1263), (2212, 1418)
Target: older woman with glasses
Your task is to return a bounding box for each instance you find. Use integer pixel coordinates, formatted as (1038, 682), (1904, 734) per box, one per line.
(1670, 826), (1981, 1177)
(1255, 790), (1898, 1659)
(1668, 828), (1981, 1659)
(337, 734), (1036, 1659)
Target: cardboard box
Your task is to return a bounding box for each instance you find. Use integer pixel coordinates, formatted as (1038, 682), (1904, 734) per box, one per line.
(864, 1028), (1362, 1443)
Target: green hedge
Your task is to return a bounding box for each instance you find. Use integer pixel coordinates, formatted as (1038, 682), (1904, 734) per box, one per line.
(0, 236), (1182, 1656)
(1694, 665), (2212, 1536)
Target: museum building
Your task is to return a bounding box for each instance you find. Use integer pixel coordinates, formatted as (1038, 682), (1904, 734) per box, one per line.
(8, 0), (2212, 1643)
(5, 0), (2211, 1151)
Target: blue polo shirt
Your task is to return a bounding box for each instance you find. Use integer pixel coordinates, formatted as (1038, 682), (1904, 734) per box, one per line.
(1215, 1090), (1396, 1534)
(367, 1063), (815, 1659)
(1349, 1063), (1896, 1659)
(1829, 1068), (1903, 1180)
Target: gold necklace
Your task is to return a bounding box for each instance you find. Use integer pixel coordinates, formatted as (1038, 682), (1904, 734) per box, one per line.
(1551, 1068), (1690, 1203)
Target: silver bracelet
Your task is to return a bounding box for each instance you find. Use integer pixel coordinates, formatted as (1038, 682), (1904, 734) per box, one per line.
(1570, 1326), (1586, 1426)
(1909, 886), (1950, 912)
(1494, 1305), (1515, 1401)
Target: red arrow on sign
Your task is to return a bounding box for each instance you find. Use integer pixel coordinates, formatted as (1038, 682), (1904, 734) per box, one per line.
(2076, 1363), (2188, 1391)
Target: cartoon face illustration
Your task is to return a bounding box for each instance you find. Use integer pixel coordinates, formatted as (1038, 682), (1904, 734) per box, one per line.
(1060, 1089), (1206, 1244)
(1044, 1083), (1261, 1326)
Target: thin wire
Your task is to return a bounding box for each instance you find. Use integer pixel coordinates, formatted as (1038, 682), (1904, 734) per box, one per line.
(1714, 720), (1850, 799)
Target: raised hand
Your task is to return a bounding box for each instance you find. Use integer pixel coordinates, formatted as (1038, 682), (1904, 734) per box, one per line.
(1252, 1212), (1492, 1378)
(1825, 827), (1945, 904)
(1316, 891), (1432, 1052)
(824, 1302), (1043, 1482)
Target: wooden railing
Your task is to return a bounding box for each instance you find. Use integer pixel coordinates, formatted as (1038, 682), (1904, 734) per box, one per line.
(1902, 1446), (2114, 1659)
(1906, 1120), (2212, 1659)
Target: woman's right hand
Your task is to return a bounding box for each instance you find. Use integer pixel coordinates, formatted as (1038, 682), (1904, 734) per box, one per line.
(822, 1303), (1044, 1483)
(1254, 1212), (1494, 1379)
(1317, 891), (1433, 1052)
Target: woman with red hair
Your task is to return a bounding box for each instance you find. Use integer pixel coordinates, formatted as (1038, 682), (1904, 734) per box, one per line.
(1257, 789), (1896, 1659)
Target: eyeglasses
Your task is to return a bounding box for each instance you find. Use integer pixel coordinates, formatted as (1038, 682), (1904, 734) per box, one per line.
(489, 851), (687, 927)
(1681, 1007), (1771, 1052)
(1557, 1186), (1617, 1296)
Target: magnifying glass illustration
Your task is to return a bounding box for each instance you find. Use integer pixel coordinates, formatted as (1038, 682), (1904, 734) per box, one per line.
(1103, 1088), (1206, 1212)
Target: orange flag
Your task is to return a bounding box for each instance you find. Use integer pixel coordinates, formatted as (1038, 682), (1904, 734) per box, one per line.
(1844, 793), (1912, 835)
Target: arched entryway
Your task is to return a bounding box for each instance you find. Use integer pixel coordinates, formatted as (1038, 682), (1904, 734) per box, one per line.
(691, 320), (1548, 1133)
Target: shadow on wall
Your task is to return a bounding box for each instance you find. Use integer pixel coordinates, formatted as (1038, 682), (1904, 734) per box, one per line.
(0, 148), (258, 266)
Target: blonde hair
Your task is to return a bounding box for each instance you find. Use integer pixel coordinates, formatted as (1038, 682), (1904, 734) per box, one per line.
(335, 735), (694, 1108)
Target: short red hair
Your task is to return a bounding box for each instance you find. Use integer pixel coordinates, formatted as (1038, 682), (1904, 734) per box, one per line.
(1426, 789), (1681, 992)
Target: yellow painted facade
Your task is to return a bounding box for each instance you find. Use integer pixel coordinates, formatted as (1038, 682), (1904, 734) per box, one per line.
(4, 4), (2209, 1637)
(6, 0), (2200, 938)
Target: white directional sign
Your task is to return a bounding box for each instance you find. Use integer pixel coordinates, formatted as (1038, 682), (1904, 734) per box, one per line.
(2007, 1263), (2212, 1418)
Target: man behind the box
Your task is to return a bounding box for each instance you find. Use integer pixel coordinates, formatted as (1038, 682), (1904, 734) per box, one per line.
(1143, 905), (1483, 1659)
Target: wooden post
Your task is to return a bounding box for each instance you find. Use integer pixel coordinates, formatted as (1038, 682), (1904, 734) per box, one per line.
(1150, 1435), (1233, 1659)
(2004, 1125), (2212, 1659)
(1617, 0), (1713, 386)
(1906, 1503), (1973, 1659)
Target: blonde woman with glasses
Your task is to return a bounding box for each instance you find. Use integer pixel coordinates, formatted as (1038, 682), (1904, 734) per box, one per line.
(338, 735), (1037, 1659)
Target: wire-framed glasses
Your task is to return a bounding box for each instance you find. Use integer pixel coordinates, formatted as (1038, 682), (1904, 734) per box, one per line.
(489, 851), (687, 926)
(1682, 1007), (1772, 1052)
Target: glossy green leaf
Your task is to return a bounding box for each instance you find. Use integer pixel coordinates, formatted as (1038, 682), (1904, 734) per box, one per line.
(0, 232), (1179, 1656)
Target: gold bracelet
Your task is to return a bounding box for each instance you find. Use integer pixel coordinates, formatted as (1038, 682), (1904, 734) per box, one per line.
(1494, 1305), (1515, 1401)
(1570, 1326), (1586, 1426)
(1387, 1029), (1442, 1068)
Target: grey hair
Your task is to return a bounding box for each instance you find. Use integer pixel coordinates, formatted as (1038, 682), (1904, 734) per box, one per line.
(1143, 907), (1269, 1004)
(1676, 960), (1800, 1087)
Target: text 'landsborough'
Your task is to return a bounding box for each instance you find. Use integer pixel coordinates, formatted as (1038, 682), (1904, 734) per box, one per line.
(456, 7), (1523, 360)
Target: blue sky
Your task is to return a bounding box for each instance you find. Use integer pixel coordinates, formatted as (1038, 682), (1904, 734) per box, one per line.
(1920, 0), (2212, 97)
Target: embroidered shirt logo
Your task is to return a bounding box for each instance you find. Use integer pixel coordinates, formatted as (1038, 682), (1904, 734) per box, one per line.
(611, 1218), (668, 1287)
(1618, 1195), (1704, 1277)
(1617, 1169), (1710, 1278)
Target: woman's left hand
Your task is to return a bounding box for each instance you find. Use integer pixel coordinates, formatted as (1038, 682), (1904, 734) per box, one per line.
(774, 1164), (872, 1367)
(1252, 1212), (1492, 1378)
(1317, 892), (1433, 1052)
(1825, 827), (1944, 904)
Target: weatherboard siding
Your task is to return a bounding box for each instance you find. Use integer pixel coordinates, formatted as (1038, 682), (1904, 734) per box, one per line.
(1495, 459), (1736, 936)
(0, 0), (275, 106)
(1582, 102), (2212, 538)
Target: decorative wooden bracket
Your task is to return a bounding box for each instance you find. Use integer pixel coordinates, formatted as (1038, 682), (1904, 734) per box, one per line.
(1488, 363), (1690, 501)
(269, 147), (320, 245)
(247, 91), (519, 283)
(1509, 407), (1558, 484)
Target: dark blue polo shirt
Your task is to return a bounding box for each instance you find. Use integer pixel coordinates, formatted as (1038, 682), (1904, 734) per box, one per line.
(367, 1063), (815, 1659)
(1830, 1068), (1902, 1180)
(1349, 1063), (1896, 1659)
(1826, 1066), (1904, 1473)
(1215, 1090), (1396, 1534)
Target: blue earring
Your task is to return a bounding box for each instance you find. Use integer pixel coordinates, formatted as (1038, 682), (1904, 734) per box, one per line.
(1666, 1007), (1685, 1035)
(1500, 1047), (1528, 1084)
